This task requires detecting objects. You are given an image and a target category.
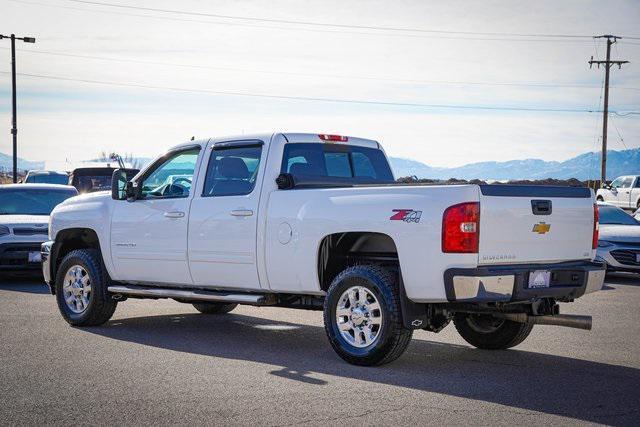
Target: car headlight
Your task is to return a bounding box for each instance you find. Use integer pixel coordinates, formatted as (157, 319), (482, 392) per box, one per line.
(597, 240), (613, 248)
(0, 225), (10, 236)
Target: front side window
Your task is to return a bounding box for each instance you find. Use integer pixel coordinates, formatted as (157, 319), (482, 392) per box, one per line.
(202, 145), (262, 197)
(281, 143), (394, 182)
(610, 177), (623, 188)
(620, 177), (634, 188)
(141, 148), (199, 198)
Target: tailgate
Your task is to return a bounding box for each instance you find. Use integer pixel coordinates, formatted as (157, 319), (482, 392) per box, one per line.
(478, 185), (594, 265)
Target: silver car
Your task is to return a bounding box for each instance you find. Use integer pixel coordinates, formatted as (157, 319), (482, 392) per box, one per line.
(596, 203), (640, 273)
(0, 184), (78, 274)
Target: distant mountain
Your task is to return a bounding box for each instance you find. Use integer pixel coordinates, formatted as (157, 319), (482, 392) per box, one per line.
(2, 147), (639, 181)
(389, 148), (640, 181)
(0, 152), (43, 172)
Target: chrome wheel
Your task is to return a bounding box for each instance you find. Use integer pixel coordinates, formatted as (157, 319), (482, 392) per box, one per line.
(335, 286), (383, 348)
(62, 265), (92, 314)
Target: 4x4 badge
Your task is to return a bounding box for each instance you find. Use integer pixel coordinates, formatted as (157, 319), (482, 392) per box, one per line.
(390, 209), (422, 223)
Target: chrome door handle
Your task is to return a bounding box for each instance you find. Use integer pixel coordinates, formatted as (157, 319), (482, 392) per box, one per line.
(164, 211), (185, 219)
(230, 209), (253, 217)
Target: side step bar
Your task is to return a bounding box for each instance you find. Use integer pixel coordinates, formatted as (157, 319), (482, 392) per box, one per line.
(107, 284), (271, 305)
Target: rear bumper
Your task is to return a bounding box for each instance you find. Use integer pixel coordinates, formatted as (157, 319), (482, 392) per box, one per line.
(0, 242), (44, 271)
(443, 260), (606, 303)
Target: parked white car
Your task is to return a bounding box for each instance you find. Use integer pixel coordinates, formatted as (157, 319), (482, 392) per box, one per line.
(596, 175), (640, 211)
(595, 202), (640, 273)
(42, 133), (605, 365)
(0, 184), (78, 275)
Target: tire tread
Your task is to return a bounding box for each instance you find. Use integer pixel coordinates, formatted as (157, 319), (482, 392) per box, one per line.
(323, 264), (413, 366)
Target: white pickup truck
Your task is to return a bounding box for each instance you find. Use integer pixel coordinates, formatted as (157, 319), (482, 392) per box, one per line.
(596, 175), (640, 211)
(42, 133), (606, 366)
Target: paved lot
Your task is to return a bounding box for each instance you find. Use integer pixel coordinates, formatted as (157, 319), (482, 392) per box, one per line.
(1, 274), (639, 426)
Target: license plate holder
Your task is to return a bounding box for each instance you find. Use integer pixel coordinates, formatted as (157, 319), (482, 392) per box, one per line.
(28, 251), (42, 263)
(528, 270), (551, 289)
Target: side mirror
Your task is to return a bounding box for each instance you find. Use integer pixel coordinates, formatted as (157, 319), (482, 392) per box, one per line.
(111, 168), (140, 200)
(276, 173), (295, 190)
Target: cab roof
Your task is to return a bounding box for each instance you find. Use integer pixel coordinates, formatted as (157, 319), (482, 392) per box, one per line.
(169, 133), (380, 151)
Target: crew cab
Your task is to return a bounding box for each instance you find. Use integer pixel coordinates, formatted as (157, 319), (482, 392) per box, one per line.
(42, 133), (605, 366)
(596, 175), (640, 211)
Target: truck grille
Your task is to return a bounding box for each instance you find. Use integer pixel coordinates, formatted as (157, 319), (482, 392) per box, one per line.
(13, 228), (48, 236)
(610, 250), (640, 266)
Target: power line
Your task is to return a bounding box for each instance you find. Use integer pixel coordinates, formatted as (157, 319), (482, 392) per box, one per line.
(4, 46), (638, 91)
(609, 114), (629, 150)
(0, 70), (615, 113)
(5, 0), (616, 43)
(613, 111), (640, 116)
(61, 0), (600, 38)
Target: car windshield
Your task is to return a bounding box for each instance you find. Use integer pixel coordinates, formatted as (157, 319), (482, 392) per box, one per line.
(598, 205), (640, 226)
(0, 188), (78, 215)
(25, 173), (69, 185)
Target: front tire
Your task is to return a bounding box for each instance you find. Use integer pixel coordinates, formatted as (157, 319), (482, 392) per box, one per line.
(453, 313), (533, 350)
(55, 249), (117, 326)
(192, 302), (237, 314)
(323, 265), (413, 366)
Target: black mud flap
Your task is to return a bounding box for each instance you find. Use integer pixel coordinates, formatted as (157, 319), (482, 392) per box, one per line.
(399, 275), (430, 330)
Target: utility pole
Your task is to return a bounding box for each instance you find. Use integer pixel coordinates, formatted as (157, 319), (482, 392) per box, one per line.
(0, 34), (36, 183)
(589, 35), (628, 187)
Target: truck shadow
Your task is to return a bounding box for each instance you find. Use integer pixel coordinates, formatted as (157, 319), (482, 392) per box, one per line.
(88, 312), (640, 425)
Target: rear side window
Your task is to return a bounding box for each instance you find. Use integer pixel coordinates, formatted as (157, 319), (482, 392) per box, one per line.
(203, 145), (262, 197)
(281, 143), (394, 182)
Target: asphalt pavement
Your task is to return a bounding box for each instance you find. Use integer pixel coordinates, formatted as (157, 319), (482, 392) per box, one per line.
(1, 273), (639, 426)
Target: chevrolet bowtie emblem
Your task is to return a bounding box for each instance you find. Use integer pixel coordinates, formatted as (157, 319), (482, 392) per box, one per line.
(532, 222), (551, 234)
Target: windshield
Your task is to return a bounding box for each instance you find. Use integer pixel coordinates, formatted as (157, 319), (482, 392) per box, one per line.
(73, 175), (112, 193)
(598, 205), (639, 226)
(0, 188), (78, 215)
(25, 173), (69, 185)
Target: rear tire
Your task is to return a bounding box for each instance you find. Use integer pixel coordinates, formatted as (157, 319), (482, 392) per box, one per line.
(55, 249), (117, 326)
(192, 302), (237, 314)
(454, 313), (533, 350)
(323, 265), (413, 366)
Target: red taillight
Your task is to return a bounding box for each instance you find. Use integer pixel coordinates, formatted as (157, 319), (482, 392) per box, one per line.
(442, 202), (480, 253)
(318, 134), (348, 142)
(592, 204), (599, 249)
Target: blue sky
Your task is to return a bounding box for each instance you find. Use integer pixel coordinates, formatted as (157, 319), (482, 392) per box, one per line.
(0, 0), (639, 172)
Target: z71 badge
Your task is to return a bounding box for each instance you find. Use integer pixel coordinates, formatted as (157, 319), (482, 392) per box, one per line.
(390, 209), (422, 223)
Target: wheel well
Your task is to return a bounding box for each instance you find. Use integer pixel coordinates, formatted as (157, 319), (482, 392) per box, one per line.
(317, 232), (399, 291)
(53, 228), (101, 276)
(596, 195), (604, 201)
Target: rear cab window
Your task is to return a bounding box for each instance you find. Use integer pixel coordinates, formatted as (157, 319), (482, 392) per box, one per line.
(281, 143), (394, 183)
